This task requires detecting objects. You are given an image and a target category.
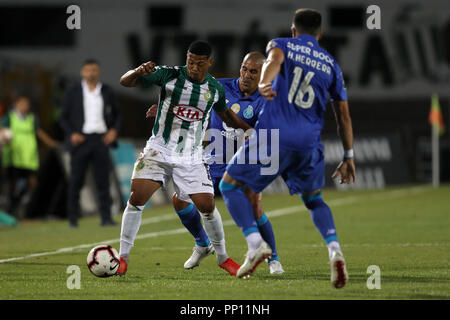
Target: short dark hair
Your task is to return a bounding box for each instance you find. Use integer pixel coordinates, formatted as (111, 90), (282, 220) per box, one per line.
(82, 58), (100, 66)
(187, 41), (212, 58)
(293, 9), (322, 36)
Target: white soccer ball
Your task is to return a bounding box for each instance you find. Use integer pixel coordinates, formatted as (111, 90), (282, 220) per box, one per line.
(86, 245), (120, 277)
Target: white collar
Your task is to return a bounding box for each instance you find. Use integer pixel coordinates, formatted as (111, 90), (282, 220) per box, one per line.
(82, 79), (102, 94)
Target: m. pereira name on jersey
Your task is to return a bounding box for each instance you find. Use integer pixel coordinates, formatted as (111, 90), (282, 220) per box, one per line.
(172, 105), (204, 122)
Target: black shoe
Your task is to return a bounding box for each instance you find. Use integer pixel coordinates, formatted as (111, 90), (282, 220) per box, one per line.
(70, 221), (78, 228)
(101, 219), (117, 227)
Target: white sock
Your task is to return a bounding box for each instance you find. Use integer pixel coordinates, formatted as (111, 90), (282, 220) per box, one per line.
(245, 232), (263, 251)
(327, 241), (342, 259)
(201, 207), (228, 264)
(119, 201), (144, 259)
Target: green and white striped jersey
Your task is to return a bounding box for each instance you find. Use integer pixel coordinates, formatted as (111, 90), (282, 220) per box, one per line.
(139, 65), (226, 163)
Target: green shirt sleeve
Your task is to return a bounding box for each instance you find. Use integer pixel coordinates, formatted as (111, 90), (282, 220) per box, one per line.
(138, 66), (178, 88)
(212, 82), (227, 112)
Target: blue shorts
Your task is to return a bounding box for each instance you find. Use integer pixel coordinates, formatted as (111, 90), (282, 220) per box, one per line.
(226, 139), (325, 195)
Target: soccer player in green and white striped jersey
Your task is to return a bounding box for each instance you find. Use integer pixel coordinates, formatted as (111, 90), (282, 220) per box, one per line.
(116, 41), (251, 277)
(139, 62), (227, 163)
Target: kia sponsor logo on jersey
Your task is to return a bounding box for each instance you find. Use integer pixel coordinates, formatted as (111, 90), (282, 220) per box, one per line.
(171, 105), (204, 122)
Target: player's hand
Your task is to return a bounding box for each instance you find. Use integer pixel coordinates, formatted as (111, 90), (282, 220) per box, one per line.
(134, 61), (157, 76)
(332, 158), (356, 184)
(258, 83), (277, 100)
(146, 104), (158, 118)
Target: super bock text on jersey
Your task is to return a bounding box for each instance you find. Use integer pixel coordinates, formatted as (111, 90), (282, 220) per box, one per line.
(257, 34), (348, 152)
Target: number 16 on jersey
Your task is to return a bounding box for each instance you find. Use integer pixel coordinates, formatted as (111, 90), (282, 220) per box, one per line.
(288, 66), (315, 109)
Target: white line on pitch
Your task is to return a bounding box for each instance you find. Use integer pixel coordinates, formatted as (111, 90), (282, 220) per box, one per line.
(0, 186), (429, 264)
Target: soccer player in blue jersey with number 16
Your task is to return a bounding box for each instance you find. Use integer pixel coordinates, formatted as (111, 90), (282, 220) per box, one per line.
(219, 9), (356, 287)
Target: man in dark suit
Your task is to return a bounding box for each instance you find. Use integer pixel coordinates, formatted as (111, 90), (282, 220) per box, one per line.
(60, 59), (121, 227)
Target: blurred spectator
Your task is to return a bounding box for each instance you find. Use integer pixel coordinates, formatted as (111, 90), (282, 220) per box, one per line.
(0, 96), (60, 217)
(60, 59), (120, 228)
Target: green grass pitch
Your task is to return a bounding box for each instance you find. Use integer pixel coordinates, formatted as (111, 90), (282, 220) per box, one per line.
(0, 184), (449, 300)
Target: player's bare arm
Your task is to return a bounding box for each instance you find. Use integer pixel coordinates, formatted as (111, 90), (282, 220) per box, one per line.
(120, 61), (156, 87)
(331, 100), (356, 184)
(216, 108), (252, 131)
(146, 104), (158, 118)
(258, 47), (285, 100)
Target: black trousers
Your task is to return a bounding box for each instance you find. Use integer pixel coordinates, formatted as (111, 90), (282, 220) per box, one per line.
(67, 134), (111, 224)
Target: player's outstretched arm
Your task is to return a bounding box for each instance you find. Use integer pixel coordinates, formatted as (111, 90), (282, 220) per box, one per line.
(216, 109), (252, 131)
(258, 47), (284, 100)
(331, 100), (356, 184)
(120, 61), (156, 87)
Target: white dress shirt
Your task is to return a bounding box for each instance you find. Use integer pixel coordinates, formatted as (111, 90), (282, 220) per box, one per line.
(81, 80), (107, 134)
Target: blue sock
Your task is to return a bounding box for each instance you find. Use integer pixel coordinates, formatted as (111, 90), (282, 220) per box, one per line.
(176, 203), (210, 247)
(219, 180), (258, 237)
(301, 193), (338, 245)
(256, 213), (279, 262)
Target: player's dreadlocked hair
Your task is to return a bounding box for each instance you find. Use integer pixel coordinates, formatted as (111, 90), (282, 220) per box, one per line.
(293, 9), (322, 36)
(188, 40), (212, 58)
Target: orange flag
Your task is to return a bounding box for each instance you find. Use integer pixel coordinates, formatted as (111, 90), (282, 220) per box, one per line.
(429, 94), (445, 135)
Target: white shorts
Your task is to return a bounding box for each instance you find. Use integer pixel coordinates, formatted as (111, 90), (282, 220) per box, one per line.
(131, 147), (214, 203)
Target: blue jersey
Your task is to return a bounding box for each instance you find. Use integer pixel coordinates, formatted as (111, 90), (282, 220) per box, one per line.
(206, 78), (264, 179)
(256, 34), (347, 151)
